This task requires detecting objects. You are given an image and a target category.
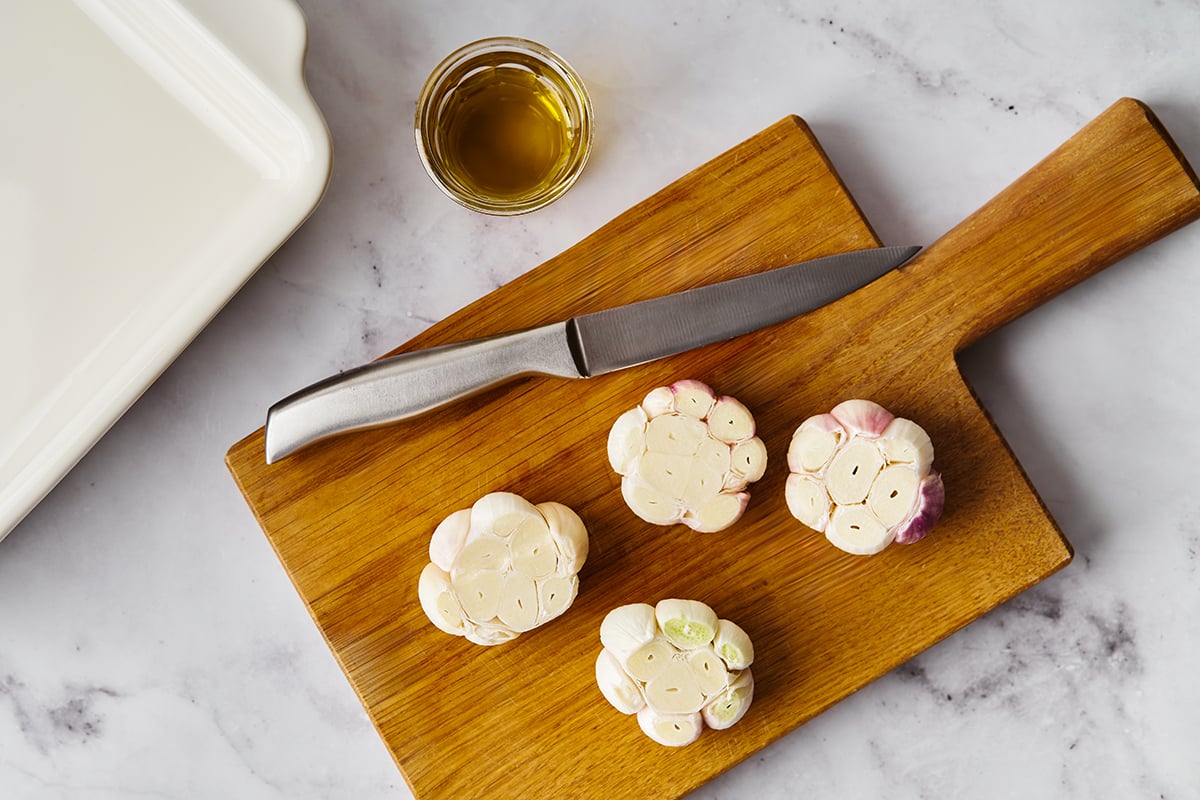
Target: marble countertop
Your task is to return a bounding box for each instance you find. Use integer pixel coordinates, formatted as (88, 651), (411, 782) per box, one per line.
(3, 1), (1199, 797)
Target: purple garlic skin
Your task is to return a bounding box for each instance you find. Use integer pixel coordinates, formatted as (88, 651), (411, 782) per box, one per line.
(785, 399), (944, 555)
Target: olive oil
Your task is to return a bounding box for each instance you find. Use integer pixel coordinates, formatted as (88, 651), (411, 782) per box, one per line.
(437, 65), (571, 200)
(416, 38), (593, 215)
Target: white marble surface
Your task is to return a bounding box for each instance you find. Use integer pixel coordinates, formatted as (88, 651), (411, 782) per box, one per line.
(3, 0), (1200, 797)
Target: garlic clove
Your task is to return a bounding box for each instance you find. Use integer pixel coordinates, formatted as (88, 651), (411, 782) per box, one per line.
(621, 478), (683, 525)
(878, 417), (934, 475)
(496, 572), (540, 632)
(464, 622), (519, 647)
(826, 439), (886, 505)
(508, 514), (557, 579)
(624, 637), (676, 682)
(830, 398), (895, 438)
(655, 599), (718, 649)
(607, 406), (648, 474)
(455, 536), (508, 573)
(826, 504), (893, 555)
(787, 413), (844, 474)
(537, 501), (589, 574)
(701, 670), (754, 730)
(468, 491), (542, 538)
(866, 464), (921, 528)
(452, 568), (505, 622)
(428, 508), (472, 572)
(599, 603), (658, 657)
(707, 396), (757, 443)
(639, 452), (694, 500)
(784, 473), (831, 533)
(637, 706), (703, 747)
(536, 575), (577, 621)
(595, 650), (645, 715)
(687, 647), (731, 695)
(418, 563), (467, 636)
(640, 386), (677, 418)
(682, 491), (749, 533)
(670, 379), (718, 419)
(644, 413), (708, 456)
(729, 437), (768, 482)
(713, 618), (755, 670)
(644, 659), (707, 713)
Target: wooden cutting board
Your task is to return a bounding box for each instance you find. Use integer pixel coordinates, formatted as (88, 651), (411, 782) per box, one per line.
(226, 98), (1200, 800)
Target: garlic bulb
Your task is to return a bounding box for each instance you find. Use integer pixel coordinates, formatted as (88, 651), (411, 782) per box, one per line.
(596, 600), (755, 746)
(785, 399), (944, 554)
(418, 492), (589, 645)
(607, 380), (767, 532)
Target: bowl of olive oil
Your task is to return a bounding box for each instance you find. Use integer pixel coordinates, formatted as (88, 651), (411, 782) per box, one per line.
(415, 37), (593, 215)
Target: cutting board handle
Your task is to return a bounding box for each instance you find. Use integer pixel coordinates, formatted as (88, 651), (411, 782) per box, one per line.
(901, 98), (1200, 353)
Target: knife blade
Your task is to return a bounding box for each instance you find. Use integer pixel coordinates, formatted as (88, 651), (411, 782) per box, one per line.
(263, 245), (920, 463)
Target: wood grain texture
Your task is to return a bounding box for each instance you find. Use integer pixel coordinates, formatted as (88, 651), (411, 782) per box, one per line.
(226, 98), (1200, 800)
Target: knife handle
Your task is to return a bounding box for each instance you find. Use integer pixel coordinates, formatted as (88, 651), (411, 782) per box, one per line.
(263, 322), (581, 463)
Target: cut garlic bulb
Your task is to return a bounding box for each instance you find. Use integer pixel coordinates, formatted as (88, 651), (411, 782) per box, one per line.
(596, 599), (755, 746)
(417, 492), (589, 645)
(607, 380), (766, 533)
(785, 399), (944, 554)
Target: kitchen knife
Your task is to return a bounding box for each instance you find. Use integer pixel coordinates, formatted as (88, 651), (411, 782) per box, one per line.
(264, 245), (920, 463)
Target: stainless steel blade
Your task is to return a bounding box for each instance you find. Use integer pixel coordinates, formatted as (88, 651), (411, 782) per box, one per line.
(569, 245), (920, 376)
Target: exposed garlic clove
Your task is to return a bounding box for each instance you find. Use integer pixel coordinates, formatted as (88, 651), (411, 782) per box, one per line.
(597, 599), (754, 746)
(451, 568), (505, 622)
(707, 396), (757, 443)
(713, 619), (755, 670)
(701, 670), (754, 730)
(826, 439), (886, 505)
(670, 380), (718, 419)
(639, 452), (694, 499)
(687, 647), (731, 695)
(621, 478), (684, 525)
(418, 563), (467, 636)
(655, 599), (718, 649)
(640, 386), (676, 418)
(784, 473), (831, 533)
(607, 406), (648, 474)
(826, 504), (894, 555)
(682, 491), (749, 533)
(611, 380), (765, 532)
(637, 706), (703, 747)
(537, 501), (589, 574)
(894, 472), (945, 545)
(536, 575), (577, 620)
(600, 603), (658, 657)
(787, 413), (844, 474)
(830, 398), (895, 438)
(866, 465), (920, 528)
(428, 508), (472, 572)
(624, 637), (676, 682)
(419, 492), (589, 644)
(469, 492), (542, 538)
(644, 414), (708, 456)
(644, 659), (707, 713)
(729, 437), (768, 482)
(595, 649), (645, 714)
(507, 514), (557, 578)
(878, 417), (935, 475)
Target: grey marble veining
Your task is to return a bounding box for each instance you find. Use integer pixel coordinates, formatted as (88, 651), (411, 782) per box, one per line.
(3, 1), (1200, 798)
